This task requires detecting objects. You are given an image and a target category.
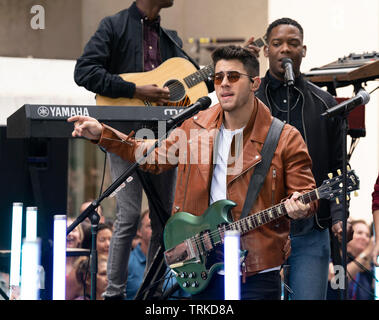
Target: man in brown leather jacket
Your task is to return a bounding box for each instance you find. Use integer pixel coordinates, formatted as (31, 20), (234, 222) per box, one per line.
(68, 45), (317, 300)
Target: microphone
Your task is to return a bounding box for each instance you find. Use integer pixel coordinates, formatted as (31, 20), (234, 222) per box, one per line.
(281, 58), (295, 86)
(321, 89), (370, 118)
(166, 96), (212, 128)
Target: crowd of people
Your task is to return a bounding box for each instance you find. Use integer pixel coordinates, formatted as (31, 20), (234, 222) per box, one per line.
(65, 203), (188, 300)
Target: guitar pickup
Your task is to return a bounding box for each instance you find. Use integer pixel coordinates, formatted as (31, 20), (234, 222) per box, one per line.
(164, 239), (199, 268)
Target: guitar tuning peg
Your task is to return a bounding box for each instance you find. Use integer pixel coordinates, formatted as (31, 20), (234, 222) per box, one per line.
(337, 169), (342, 175)
(328, 173), (333, 179)
(354, 191), (359, 197)
(346, 195), (350, 201)
(347, 165), (351, 171)
(336, 198), (340, 204)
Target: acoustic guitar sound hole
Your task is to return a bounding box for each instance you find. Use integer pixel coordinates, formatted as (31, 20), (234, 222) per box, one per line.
(164, 79), (186, 102)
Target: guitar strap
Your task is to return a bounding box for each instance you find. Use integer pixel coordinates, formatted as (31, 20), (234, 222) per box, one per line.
(240, 117), (285, 219)
(161, 28), (202, 70)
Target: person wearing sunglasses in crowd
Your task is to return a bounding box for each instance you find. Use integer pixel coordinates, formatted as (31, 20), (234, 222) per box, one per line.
(68, 45), (318, 300)
(247, 18), (345, 300)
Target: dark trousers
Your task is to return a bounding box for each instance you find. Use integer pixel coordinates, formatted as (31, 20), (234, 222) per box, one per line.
(192, 270), (281, 300)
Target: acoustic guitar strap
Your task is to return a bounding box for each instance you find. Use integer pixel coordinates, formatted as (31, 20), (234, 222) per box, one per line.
(161, 28), (201, 70)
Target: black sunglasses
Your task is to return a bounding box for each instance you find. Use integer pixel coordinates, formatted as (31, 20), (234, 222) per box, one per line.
(212, 71), (254, 85)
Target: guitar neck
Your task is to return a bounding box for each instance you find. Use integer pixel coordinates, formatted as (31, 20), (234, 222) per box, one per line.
(184, 64), (214, 88)
(229, 188), (319, 234)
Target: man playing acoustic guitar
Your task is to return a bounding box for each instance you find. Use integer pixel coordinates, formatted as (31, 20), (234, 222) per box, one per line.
(69, 45), (317, 300)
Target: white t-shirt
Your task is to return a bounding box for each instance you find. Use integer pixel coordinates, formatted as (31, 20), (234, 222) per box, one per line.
(210, 123), (244, 205)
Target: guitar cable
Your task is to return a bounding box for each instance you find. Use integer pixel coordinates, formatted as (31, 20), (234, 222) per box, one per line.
(134, 267), (172, 299)
(332, 252), (379, 300)
(346, 269), (378, 299)
(347, 252), (379, 282)
(98, 147), (107, 198)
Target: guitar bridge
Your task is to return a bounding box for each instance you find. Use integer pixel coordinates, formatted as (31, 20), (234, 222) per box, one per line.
(164, 238), (199, 268)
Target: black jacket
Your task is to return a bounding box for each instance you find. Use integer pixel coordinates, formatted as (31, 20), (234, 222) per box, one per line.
(256, 71), (345, 231)
(74, 2), (192, 99)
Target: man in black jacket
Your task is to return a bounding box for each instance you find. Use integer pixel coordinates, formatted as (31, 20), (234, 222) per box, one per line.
(250, 17), (345, 299)
(74, 0), (210, 299)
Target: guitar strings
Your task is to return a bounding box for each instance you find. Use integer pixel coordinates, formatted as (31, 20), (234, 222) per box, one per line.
(173, 172), (351, 255)
(144, 65), (215, 104)
(162, 66), (213, 101)
(189, 188), (319, 250)
(165, 82), (185, 101)
(189, 202), (289, 250)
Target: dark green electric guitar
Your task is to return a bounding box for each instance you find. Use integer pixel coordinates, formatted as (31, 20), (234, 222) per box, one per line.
(163, 169), (360, 294)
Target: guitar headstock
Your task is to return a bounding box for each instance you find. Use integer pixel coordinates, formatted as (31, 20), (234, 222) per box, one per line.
(252, 35), (267, 48)
(318, 168), (360, 203)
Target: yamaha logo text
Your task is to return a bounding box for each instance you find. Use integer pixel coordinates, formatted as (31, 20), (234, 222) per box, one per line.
(37, 106), (90, 118)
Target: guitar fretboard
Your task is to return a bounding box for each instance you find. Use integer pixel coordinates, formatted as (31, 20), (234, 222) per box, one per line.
(227, 189), (319, 234)
(184, 65), (214, 88)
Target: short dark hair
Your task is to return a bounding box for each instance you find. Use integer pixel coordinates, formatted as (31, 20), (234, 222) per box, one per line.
(211, 45), (259, 77)
(98, 222), (112, 233)
(266, 17), (304, 41)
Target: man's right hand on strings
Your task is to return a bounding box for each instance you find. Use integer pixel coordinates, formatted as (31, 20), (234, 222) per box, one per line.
(134, 84), (170, 105)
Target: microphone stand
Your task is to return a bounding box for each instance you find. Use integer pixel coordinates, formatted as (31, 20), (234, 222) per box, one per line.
(322, 85), (364, 300)
(67, 202), (100, 300)
(285, 84), (293, 124)
(89, 211), (100, 300)
(341, 116), (349, 300)
(282, 59), (295, 124)
(282, 81), (293, 300)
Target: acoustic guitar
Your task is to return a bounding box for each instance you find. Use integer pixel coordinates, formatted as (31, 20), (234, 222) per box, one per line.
(96, 37), (267, 107)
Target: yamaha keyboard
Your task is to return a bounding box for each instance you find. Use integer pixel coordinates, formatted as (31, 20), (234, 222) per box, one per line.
(305, 51), (379, 89)
(7, 104), (186, 138)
